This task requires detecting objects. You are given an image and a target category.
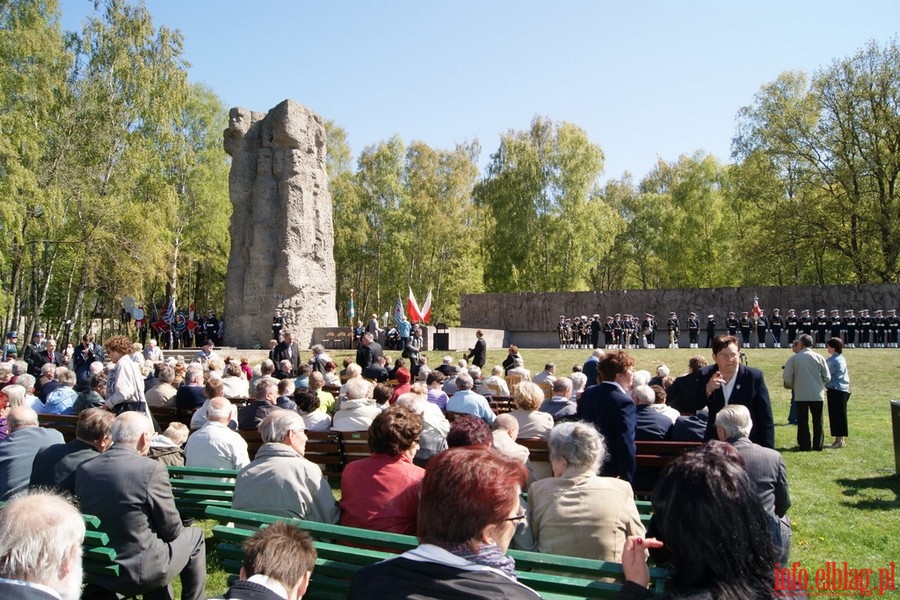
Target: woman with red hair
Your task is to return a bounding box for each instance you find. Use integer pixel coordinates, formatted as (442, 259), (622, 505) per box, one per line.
(348, 447), (539, 599)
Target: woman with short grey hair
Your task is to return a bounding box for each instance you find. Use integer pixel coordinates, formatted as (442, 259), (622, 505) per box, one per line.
(527, 421), (644, 562)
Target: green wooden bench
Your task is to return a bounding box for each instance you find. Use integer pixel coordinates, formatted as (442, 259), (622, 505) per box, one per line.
(205, 506), (669, 599)
(167, 465), (238, 519)
(82, 513), (121, 582)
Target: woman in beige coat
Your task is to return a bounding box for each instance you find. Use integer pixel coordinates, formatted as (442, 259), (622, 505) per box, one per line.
(527, 421), (644, 562)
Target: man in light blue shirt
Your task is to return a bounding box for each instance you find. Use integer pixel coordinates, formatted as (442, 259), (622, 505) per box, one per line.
(445, 372), (496, 425)
(397, 316), (412, 358)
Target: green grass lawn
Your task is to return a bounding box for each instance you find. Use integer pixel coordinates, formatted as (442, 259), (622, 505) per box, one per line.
(199, 344), (899, 596)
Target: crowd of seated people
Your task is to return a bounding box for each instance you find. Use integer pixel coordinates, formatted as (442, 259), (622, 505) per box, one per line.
(0, 332), (805, 599)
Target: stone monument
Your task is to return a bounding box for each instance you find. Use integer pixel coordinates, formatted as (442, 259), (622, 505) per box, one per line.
(223, 99), (337, 348)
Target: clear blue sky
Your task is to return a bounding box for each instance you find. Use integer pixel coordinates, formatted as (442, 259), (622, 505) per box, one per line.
(59, 0), (899, 183)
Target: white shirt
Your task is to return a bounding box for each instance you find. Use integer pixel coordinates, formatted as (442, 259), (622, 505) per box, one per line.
(722, 371), (738, 404)
(185, 420), (250, 476)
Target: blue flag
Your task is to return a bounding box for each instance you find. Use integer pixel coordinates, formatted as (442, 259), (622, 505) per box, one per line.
(392, 295), (404, 327)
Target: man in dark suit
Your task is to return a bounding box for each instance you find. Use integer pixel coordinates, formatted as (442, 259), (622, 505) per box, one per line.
(581, 349), (604, 388)
(174, 367), (207, 410)
(464, 330), (487, 368)
(665, 355), (708, 414)
(75, 412), (206, 599)
(716, 404), (791, 564)
(0, 489), (87, 600)
(355, 332), (383, 370)
(28, 337), (63, 378)
(699, 335), (775, 449)
(575, 350), (636, 481)
(30, 408), (114, 493)
(272, 332), (300, 375)
(633, 385), (673, 441)
(0, 407), (65, 500)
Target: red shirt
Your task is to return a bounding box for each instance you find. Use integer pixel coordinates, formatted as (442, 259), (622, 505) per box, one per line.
(339, 453), (424, 535)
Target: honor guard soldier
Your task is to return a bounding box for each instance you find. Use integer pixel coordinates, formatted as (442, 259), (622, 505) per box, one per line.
(613, 314), (624, 349)
(272, 309), (285, 342)
(667, 312), (680, 349)
(580, 315), (591, 349)
(755, 313), (768, 348)
(785, 309), (799, 344)
(557, 315), (568, 349)
(842, 309), (857, 348)
(873, 309), (886, 348)
(622, 315), (635, 349)
(642, 313), (656, 348)
(630, 315), (642, 348)
(858, 309), (872, 348)
(887, 309), (899, 347)
(829, 310), (843, 340)
(590, 314), (602, 349)
(814, 309), (829, 347)
(603, 316), (615, 348)
(739, 311), (752, 347)
(705, 314), (716, 348)
(204, 311), (220, 346)
(799, 309), (814, 338)
(726, 312), (739, 337)
(769, 308), (784, 348)
(687, 312), (700, 348)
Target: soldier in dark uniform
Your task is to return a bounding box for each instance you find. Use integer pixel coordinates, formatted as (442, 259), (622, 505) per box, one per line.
(666, 312), (680, 349)
(641, 313), (656, 348)
(829, 310), (843, 340)
(858, 309), (871, 348)
(785, 309), (799, 344)
(726, 312), (739, 337)
(613, 314), (623, 349)
(738, 311), (752, 347)
(842, 309), (857, 348)
(814, 309), (828, 347)
(603, 316), (615, 348)
(887, 309), (900, 348)
(754, 313), (768, 348)
(874, 309), (886, 348)
(272, 309), (285, 342)
(705, 314), (716, 348)
(204, 311), (220, 346)
(799, 309), (814, 339)
(628, 315), (641, 348)
(580, 315), (591, 349)
(622, 315), (635, 349)
(590, 314), (602, 349)
(769, 308), (784, 348)
(557, 315), (567, 349)
(687, 312), (700, 348)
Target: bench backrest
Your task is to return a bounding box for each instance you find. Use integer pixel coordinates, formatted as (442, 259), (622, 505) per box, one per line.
(205, 506), (669, 598)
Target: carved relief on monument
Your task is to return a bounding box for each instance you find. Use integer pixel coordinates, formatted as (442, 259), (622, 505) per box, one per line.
(223, 100), (337, 348)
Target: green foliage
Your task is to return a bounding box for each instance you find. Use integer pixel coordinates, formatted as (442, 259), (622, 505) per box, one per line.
(329, 129), (483, 325)
(733, 40), (900, 283)
(0, 0), (230, 337)
(475, 116), (607, 293)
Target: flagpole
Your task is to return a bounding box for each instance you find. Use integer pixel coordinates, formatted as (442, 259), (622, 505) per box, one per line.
(349, 288), (355, 328)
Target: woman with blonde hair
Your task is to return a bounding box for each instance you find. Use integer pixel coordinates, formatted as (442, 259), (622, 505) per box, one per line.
(509, 381), (553, 441)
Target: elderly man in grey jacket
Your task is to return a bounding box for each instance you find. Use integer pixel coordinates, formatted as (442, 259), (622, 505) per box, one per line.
(232, 410), (339, 523)
(783, 334), (830, 451)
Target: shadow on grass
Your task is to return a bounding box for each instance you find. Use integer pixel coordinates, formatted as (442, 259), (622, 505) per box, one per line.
(835, 475), (900, 511)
